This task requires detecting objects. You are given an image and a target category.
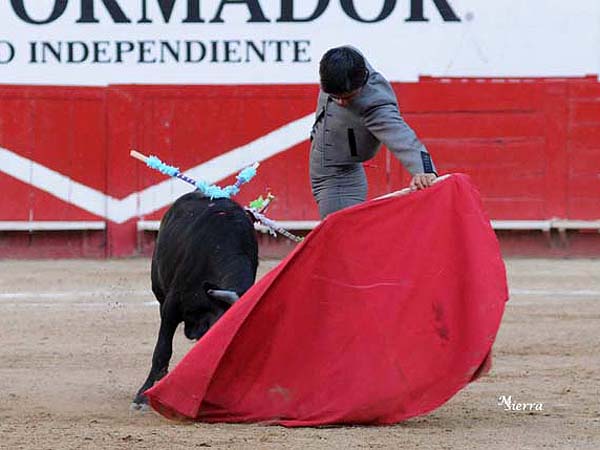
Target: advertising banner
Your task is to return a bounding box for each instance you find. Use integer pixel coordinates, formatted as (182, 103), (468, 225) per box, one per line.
(1, 0), (599, 85)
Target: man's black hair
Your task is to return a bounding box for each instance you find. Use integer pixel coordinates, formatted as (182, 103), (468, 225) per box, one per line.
(319, 46), (367, 95)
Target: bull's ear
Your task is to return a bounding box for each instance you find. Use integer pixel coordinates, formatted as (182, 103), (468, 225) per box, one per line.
(203, 282), (239, 306)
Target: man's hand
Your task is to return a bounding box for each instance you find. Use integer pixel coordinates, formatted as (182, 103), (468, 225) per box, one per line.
(409, 173), (437, 191)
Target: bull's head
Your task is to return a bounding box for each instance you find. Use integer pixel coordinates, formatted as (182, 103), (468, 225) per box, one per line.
(181, 282), (241, 341)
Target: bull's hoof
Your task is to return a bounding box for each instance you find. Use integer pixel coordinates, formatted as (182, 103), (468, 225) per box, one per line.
(130, 401), (151, 412)
(130, 392), (150, 412)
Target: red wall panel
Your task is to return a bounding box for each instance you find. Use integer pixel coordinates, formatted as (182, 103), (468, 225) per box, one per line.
(0, 94), (34, 221)
(0, 87), (106, 223)
(1, 77), (599, 257)
(567, 78), (600, 218)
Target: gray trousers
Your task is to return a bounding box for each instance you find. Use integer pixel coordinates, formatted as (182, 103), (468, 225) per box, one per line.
(309, 146), (368, 219)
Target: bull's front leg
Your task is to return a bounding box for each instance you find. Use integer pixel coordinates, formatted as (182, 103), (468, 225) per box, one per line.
(131, 308), (179, 410)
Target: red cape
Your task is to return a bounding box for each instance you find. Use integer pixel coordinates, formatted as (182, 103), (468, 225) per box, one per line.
(146, 174), (508, 426)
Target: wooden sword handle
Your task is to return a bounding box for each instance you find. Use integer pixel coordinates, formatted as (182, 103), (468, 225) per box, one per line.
(130, 150), (148, 163)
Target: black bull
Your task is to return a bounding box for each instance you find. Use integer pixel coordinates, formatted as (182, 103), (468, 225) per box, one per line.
(132, 192), (258, 407)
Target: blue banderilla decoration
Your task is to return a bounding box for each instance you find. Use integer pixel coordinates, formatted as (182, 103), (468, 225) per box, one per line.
(130, 150), (303, 243)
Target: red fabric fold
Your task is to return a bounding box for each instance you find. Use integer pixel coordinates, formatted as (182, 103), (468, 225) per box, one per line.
(146, 173), (508, 426)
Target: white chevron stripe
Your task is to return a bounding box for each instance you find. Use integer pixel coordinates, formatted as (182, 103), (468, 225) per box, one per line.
(0, 147), (109, 217)
(0, 113), (313, 224)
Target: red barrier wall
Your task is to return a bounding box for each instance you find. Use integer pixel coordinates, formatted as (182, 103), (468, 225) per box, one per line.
(0, 77), (599, 257)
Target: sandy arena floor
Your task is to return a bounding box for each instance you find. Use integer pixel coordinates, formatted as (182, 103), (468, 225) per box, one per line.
(0, 258), (599, 449)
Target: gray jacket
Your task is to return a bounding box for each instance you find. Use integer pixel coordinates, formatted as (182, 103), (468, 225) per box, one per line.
(310, 59), (436, 175)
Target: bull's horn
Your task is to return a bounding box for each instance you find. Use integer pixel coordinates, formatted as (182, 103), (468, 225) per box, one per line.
(207, 289), (239, 305)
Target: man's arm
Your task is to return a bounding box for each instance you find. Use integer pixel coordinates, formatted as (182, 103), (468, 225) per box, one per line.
(363, 103), (437, 190)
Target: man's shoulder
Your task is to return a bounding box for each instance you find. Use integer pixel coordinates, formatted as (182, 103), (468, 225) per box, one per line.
(351, 71), (398, 114)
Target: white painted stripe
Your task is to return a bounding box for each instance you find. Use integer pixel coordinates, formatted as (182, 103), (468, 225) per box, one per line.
(1, 302), (137, 308)
(0, 302), (158, 309)
(552, 220), (600, 230)
(0, 148), (108, 218)
(137, 220), (161, 231)
(1, 288), (598, 300)
(0, 113), (313, 224)
(1, 288), (598, 307)
(0, 221), (106, 231)
(491, 220), (552, 231)
(510, 289), (600, 297)
(0, 290), (148, 300)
